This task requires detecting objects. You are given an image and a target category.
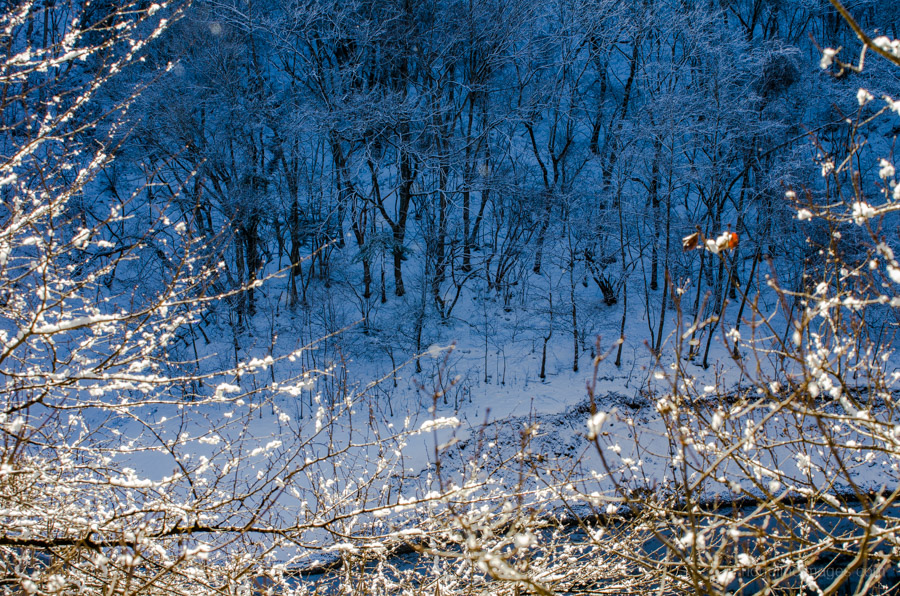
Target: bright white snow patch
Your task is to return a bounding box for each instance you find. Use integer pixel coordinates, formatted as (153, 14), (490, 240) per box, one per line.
(587, 410), (610, 440)
(851, 201), (876, 224)
(857, 88), (874, 106)
(418, 417), (460, 432)
(426, 343), (454, 359)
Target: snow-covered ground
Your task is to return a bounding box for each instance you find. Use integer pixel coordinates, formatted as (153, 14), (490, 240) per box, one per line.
(93, 263), (883, 572)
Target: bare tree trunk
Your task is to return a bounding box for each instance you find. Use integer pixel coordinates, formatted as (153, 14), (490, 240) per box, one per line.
(615, 183), (628, 367)
(570, 259), (578, 372)
(351, 205), (372, 300)
(540, 293), (553, 381)
(432, 158), (449, 315)
(649, 138), (662, 291)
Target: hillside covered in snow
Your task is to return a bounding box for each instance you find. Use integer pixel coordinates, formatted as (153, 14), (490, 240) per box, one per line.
(2, 0), (900, 593)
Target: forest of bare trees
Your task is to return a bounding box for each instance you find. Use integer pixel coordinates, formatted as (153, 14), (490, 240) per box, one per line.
(128, 0), (883, 358)
(2, 0), (900, 593)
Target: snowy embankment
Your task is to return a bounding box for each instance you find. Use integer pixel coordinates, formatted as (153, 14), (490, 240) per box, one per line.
(91, 261), (898, 587)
